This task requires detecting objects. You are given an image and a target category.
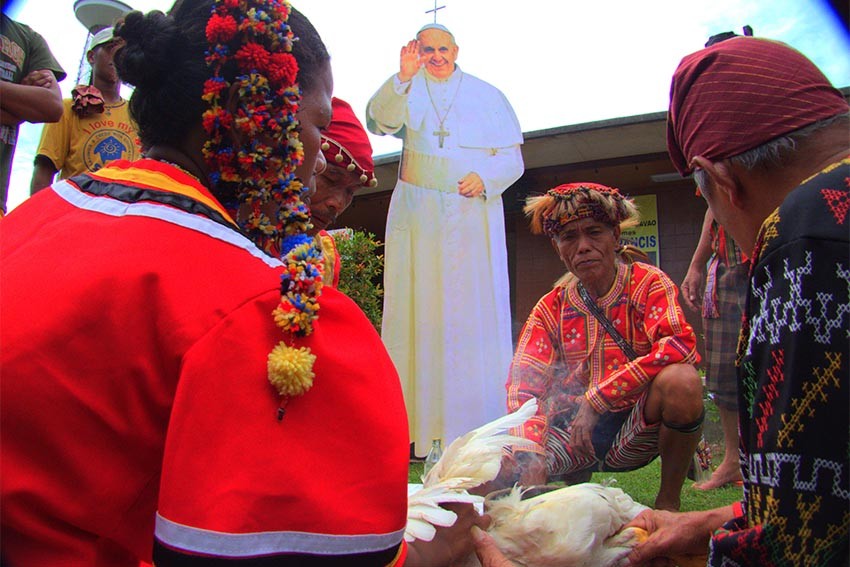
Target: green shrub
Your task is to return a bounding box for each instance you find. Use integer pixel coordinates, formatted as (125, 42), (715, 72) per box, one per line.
(333, 229), (384, 331)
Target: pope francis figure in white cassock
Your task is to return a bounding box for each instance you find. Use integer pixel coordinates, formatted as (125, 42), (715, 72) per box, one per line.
(367, 23), (524, 455)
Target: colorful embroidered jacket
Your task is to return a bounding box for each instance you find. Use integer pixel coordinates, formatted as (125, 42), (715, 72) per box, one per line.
(0, 159), (409, 566)
(708, 158), (850, 566)
(507, 261), (699, 451)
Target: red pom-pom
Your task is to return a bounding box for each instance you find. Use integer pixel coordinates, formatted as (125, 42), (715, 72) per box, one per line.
(267, 52), (298, 87)
(202, 107), (233, 134)
(205, 14), (237, 44)
(203, 78), (228, 97)
(202, 113), (216, 134)
(235, 42), (270, 72)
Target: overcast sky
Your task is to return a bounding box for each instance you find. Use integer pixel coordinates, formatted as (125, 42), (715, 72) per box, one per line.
(5, 0), (849, 212)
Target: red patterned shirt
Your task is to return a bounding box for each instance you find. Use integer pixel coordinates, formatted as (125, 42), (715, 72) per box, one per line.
(507, 261), (699, 451)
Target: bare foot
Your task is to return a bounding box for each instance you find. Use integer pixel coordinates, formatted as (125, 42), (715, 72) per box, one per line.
(693, 467), (743, 490)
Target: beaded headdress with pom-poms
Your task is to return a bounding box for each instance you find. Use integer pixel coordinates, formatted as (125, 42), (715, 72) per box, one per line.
(525, 182), (647, 288)
(525, 182), (639, 238)
(202, 0), (324, 420)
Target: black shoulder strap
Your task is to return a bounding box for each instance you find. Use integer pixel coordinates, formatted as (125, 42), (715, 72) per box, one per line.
(576, 282), (639, 361)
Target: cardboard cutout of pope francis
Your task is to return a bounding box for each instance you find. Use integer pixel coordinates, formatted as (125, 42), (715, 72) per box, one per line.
(367, 23), (524, 456)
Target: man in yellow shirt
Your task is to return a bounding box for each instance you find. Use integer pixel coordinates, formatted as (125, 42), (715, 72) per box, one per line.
(30, 27), (140, 194)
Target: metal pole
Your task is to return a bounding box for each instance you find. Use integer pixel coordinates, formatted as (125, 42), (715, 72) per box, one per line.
(75, 32), (92, 86)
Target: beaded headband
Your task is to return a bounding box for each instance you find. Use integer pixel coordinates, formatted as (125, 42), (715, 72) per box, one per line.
(202, 0), (324, 419)
(320, 137), (378, 187)
(319, 98), (377, 188)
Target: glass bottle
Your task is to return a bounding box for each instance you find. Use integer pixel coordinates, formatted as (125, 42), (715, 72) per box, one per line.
(423, 438), (443, 477)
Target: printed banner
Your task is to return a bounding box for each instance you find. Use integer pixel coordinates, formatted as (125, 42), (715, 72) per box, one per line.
(620, 194), (659, 265)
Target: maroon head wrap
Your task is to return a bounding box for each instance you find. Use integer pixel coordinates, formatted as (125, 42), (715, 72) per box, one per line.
(667, 37), (848, 175)
(320, 97), (377, 187)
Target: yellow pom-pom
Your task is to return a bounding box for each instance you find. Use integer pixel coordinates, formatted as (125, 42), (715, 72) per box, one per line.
(268, 343), (316, 397)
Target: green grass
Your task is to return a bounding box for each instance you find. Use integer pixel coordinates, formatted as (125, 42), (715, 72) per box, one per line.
(589, 459), (742, 512)
(408, 455), (741, 512)
(409, 461), (425, 483)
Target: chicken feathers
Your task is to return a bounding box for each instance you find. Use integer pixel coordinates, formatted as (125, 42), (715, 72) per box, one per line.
(423, 398), (540, 489)
(482, 483), (648, 567)
(405, 399), (540, 542)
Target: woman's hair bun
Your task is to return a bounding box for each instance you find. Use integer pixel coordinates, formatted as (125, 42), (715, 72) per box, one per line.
(114, 10), (179, 89)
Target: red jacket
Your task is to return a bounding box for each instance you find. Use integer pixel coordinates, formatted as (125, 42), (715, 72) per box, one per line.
(1, 159), (409, 565)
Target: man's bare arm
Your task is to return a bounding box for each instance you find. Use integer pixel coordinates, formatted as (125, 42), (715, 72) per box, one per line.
(31, 155), (58, 195)
(680, 208), (714, 312)
(0, 70), (63, 126)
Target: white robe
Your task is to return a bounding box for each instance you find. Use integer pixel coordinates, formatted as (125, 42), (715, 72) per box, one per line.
(367, 67), (524, 452)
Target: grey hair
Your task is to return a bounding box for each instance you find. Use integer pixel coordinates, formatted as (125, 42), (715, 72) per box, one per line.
(730, 112), (849, 171)
(693, 168), (711, 197)
(693, 112), (848, 194)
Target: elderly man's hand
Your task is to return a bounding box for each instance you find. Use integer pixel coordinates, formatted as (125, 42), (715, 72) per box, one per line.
(680, 265), (705, 313)
(625, 508), (723, 566)
(458, 172), (485, 198)
(472, 526), (518, 567)
(398, 40), (422, 83)
(406, 503), (489, 567)
(569, 397), (601, 460)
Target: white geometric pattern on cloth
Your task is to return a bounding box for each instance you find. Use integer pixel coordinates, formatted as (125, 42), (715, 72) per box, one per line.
(747, 252), (850, 352)
(746, 452), (849, 500)
(827, 263), (850, 340)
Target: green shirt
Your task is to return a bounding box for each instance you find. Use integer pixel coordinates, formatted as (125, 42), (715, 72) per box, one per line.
(0, 14), (66, 212)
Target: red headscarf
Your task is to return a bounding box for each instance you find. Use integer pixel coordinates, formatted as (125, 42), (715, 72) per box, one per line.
(321, 98), (377, 187)
(667, 37), (848, 175)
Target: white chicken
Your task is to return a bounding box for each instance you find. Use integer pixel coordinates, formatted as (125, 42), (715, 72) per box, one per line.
(405, 400), (707, 566)
(477, 482), (648, 567)
(460, 482), (708, 567)
(405, 398), (540, 542)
